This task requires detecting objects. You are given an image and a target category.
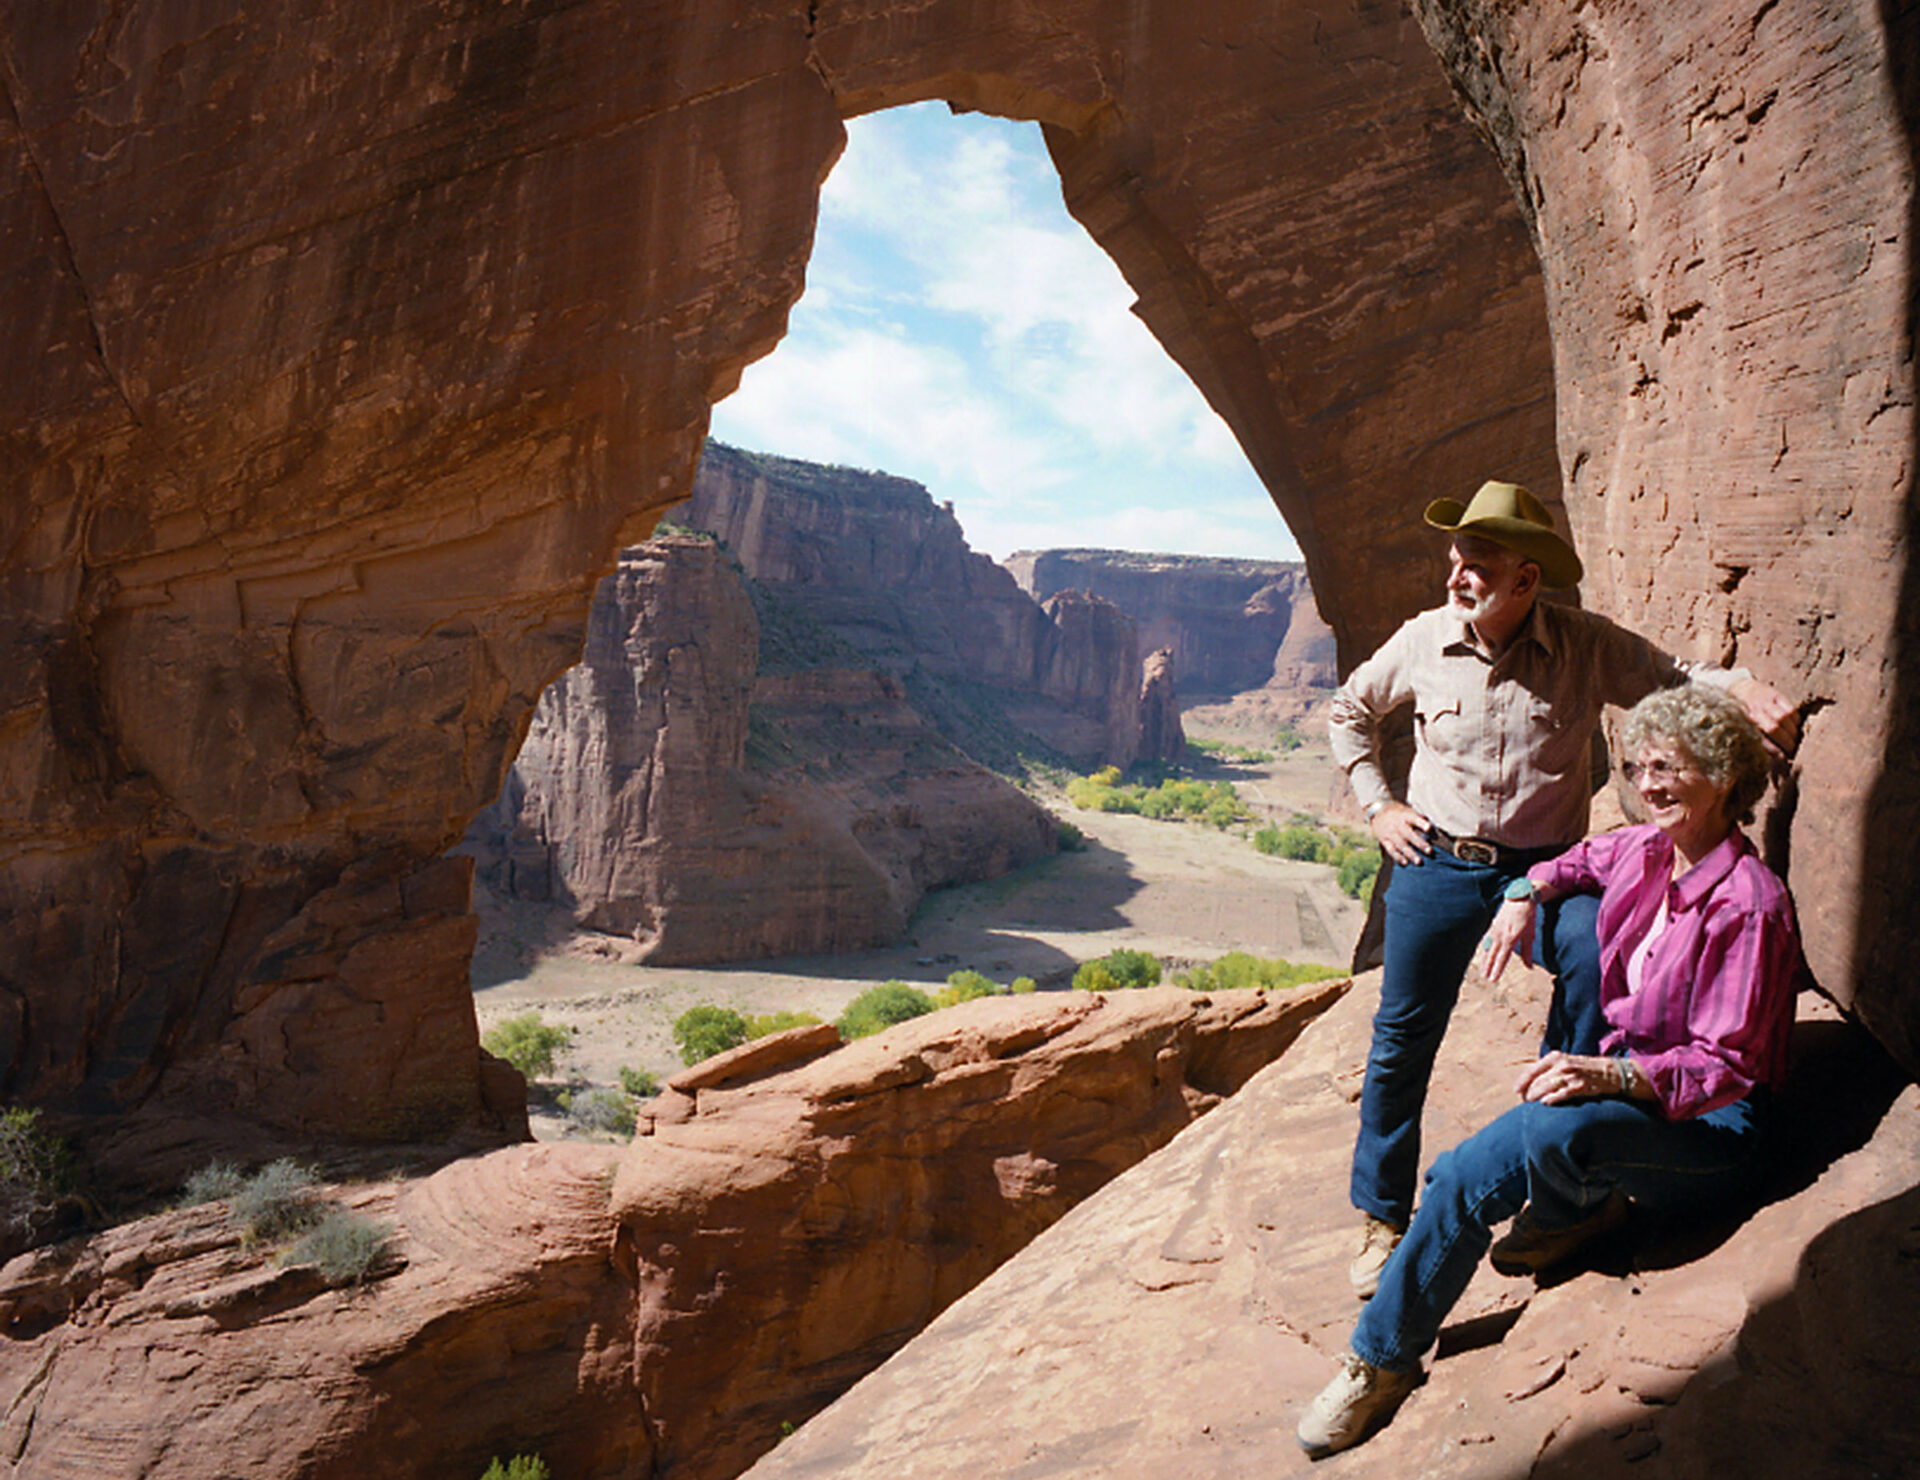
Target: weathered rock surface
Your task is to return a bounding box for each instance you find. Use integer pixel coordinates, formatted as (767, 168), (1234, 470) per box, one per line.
(1137, 648), (1185, 761)
(746, 968), (1920, 1480)
(1007, 549), (1331, 697)
(0, 984), (1348, 1480)
(465, 535), (1058, 963)
(684, 444), (1153, 767)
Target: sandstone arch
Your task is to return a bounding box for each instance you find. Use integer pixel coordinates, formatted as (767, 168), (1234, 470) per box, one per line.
(1, 0), (1912, 1159)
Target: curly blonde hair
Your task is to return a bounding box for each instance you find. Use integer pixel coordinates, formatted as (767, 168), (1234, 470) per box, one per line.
(1619, 685), (1773, 824)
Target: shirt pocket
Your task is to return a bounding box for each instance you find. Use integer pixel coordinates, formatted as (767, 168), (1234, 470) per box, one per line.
(1414, 698), (1466, 758)
(1523, 693), (1586, 780)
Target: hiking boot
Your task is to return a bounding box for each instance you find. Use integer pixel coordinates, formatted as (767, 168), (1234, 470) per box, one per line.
(1489, 1191), (1630, 1276)
(1348, 1214), (1404, 1300)
(1296, 1349), (1420, 1458)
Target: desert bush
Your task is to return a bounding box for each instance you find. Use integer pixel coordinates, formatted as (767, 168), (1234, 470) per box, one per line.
(619, 1066), (662, 1098)
(745, 1010), (823, 1039)
(1067, 771), (1245, 826)
(1337, 846), (1381, 902)
(1072, 948), (1163, 992)
(1273, 721), (1306, 752)
(934, 969), (1002, 1008)
(482, 1012), (574, 1081)
(1187, 738), (1275, 764)
(481, 1457), (550, 1480)
(1255, 823), (1331, 862)
(1173, 951), (1345, 992)
(673, 1005), (750, 1065)
(181, 1160), (244, 1205)
(837, 981), (936, 1040)
(1055, 819), (1087, 851)
(1010, 976), (1038, 994)
(287, 1208), (392, 1285)
(565, 1087), (638, 1138)
(229, 1159), (325, 1242)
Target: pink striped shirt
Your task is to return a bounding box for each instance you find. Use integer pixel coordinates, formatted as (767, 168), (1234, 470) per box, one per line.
(1528, 824), (1801, 1121)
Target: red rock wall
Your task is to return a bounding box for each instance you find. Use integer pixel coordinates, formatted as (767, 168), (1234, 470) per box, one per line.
(1407, 0), (1920, 1066)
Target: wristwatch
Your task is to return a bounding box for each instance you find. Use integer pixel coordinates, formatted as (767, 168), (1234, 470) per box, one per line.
(1502, 876), (1540, 903)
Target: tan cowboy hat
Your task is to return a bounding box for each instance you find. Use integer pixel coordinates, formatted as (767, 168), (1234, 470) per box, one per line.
(1423, 479), (1583, 589)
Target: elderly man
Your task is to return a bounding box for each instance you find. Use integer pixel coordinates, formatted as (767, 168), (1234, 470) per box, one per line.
(1329, 480), (1798, 1300)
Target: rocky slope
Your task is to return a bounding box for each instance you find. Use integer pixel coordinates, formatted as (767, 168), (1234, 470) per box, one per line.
(747, 968), (1920, 1480)
(1006, 548), (1337, 698)
(684, 443), (1164, 768)
(0, 984), (1347, 1480)
(464, 535), (1059, 963)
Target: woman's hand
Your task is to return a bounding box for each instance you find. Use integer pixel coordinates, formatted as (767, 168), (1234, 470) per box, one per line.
(1516, 1051), (1627, 1104)
(1478, 898), (1536, 981)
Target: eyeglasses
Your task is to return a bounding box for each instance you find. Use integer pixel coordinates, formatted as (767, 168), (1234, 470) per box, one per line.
(1620, 758), (1695, 786)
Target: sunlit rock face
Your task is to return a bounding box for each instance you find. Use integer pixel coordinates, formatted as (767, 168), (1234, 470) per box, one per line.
(1406, 0), (1920, 1067)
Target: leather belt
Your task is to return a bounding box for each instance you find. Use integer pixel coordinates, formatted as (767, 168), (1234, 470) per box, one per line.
(1428, 826), (1533, 869)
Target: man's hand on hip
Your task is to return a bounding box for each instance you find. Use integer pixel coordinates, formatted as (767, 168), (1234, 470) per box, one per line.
(1370, 802), (1433, 867)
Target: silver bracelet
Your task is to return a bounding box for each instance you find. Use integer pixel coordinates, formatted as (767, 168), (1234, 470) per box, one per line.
(1614, 1057), (1634, 1095)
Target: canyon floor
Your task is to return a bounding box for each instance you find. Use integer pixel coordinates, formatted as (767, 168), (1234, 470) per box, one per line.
(471, 715), (1363, 1137)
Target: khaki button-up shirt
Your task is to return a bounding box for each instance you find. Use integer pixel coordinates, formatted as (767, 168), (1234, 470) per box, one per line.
(1329, 602), (1742, 851)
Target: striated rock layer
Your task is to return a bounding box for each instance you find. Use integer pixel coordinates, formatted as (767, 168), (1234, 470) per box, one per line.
(0, 984), (1347, 1480)
(465, 535), (1059, 963)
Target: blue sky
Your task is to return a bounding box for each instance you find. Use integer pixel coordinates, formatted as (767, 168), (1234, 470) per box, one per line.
(708, 103), (1302, 565)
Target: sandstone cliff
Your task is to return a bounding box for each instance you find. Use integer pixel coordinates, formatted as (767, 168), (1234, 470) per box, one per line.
(1137, 648), (1185, 761)
(465, 536), (1058, 963)
(1007, 548), (1335, 698)
(684, 443), (1166, 767)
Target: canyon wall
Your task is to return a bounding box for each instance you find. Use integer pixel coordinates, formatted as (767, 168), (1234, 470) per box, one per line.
(466, 536), (1059, 963)
(684, 443), (1161, 766)
(4, 0), (1915, 1150)
(1007, 548), (1333, 697)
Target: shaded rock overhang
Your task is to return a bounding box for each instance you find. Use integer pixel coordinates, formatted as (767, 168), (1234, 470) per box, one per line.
(0, 0), (1913, 1151)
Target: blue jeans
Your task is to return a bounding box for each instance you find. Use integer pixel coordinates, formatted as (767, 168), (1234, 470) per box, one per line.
(1351, 848), (1600, 1225)
(1350, 1092), (1770, 1372)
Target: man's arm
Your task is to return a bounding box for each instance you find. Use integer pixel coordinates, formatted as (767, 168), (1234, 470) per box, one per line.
(1328, 619), (1434, 866)
(1580, 608), (1802, 753)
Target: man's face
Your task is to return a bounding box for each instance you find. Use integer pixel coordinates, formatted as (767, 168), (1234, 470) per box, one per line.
(1446, 536), (1535, 626)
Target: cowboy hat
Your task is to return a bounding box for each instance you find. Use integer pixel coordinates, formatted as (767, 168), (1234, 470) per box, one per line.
(1423, 480), (1583, 589)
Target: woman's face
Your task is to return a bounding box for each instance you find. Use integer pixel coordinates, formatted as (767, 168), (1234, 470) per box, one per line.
(1623, 741), (1733, 858)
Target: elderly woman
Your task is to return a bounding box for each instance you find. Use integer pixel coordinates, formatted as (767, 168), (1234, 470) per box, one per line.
(1298, 685), (1801, 1458)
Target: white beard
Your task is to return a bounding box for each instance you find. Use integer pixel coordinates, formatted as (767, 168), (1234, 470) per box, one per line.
(1448, 588), (1495, 623)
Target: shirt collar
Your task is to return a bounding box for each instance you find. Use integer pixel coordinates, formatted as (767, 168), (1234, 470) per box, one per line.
(1668, 827), (1751, 909)
(1440, 597), (1555, 661)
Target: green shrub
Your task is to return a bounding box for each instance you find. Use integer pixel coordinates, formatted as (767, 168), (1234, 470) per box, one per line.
(618, 1066), (662, 1099)
(837, 981), (936, 1040)
(481, 1457), (550, 1480)
(1274, 722), (1306, 753)
(1259, 823), (1331, 861)
(1055, 819), (1087, 851)
(566, 1087), (637, 1138)
(482, 1012), (574, 1081)
(1173, 951), (1346, 992)
(672, 1005), (750, 1066)
(745, 1010), (823, 1039)
(1072, 948), (1162, 992)
(229, 1159), (325, 1242)
(1335, 846), (1382, 900)
(1010, 976), (1038, 994)
(934, 970), (1001, 1008)
(286, 1208), (391, 1286)
(0, 1107), (73, 1241)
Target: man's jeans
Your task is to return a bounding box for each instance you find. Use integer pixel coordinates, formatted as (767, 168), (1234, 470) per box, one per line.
(1351, 847), (1601, 1227)
(1350, 1092), (1769, 1372)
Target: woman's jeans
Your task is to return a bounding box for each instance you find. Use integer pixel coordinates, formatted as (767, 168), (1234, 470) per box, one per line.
(1350, 1092), (1770, 1373)
(1351, 845), (1602, 1226)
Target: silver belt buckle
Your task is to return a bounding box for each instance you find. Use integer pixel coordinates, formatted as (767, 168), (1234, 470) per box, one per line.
(1454, 837), (1499, 865)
